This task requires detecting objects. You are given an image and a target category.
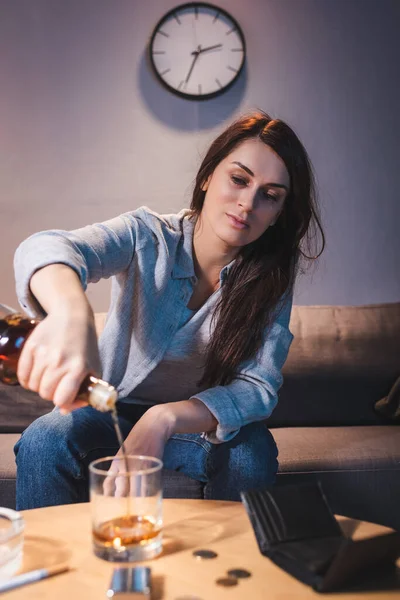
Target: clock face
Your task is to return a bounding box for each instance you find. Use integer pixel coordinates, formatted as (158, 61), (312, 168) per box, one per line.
(149, 2), (246, 100)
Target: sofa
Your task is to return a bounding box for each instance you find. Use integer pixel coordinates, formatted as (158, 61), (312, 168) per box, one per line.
(1, 302), (399, 529)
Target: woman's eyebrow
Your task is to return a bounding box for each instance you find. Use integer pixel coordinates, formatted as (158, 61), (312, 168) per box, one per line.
(231, 161), (255, 176)
(231, 161), (289, 192)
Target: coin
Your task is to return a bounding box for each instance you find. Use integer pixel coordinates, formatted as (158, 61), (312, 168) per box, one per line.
(227, 568), (252, 579)
(215, 576), (238, 587)
(192, 549), (218, 560)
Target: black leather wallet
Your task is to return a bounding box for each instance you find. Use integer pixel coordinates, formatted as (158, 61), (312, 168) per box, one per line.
(241, 482), (400, 592)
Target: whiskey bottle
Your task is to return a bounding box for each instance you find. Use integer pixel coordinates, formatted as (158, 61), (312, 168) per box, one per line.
(0, 303), (117, 412)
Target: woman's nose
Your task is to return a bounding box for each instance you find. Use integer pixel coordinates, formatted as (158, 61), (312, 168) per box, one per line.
(239, 188), (257, 211)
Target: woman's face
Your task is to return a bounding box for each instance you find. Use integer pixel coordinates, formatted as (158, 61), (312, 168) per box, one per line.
(200, 138), (290, 249)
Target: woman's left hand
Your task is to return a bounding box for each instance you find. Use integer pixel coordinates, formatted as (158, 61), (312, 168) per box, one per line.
(104, 405), (175, 496)
(118, 405), (173, 460)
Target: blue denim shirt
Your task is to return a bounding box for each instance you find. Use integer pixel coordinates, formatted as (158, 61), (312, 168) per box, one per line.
(14, 206), (294, 442)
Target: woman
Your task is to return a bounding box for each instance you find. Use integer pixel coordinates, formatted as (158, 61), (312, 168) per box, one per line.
(13, 111), (324, 509)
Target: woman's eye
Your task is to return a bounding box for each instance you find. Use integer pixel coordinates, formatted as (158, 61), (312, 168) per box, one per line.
(263, 190), (278, 202)
(231, 175), (247, 186)
(231, 176), (279, 202)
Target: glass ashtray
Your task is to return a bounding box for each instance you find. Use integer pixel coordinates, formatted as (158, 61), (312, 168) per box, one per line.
(0, 508), (24, 580)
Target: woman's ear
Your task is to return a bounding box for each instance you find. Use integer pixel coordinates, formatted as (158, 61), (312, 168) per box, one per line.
(201, 175), (211, 192)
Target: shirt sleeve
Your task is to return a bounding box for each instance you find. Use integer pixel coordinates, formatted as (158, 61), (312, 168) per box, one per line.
(189, 293), (294, 444)
(13, 212), (141, 318)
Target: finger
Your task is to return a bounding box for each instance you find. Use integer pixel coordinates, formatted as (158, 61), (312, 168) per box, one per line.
(115, 473), (129, 498)
(38, 367), (62, 401)
(52, 371), (87, 410)
(17, 342), (35, 388)
(112, 455), (129, 498)
(103, 474), (115, 497)
(103, 464), (119, 497)
(130, 474), (140, 497)
(26, 346), (48, 393)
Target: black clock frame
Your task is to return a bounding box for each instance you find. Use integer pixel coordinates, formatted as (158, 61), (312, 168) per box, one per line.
(148, 1), (246, 101)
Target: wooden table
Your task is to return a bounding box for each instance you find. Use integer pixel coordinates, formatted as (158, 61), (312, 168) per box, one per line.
(7, 500), (400, 599)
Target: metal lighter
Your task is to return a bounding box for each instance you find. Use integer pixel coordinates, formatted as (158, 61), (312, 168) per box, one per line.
(106, 567), (151, 599)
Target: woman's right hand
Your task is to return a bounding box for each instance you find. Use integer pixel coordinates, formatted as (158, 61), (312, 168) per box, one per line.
(17, 308), (101, 413)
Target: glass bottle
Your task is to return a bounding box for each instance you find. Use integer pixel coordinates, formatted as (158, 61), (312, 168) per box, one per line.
(0, 303), (117, 412)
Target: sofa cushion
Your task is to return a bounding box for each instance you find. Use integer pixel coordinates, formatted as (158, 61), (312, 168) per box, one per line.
(0, 383), (52, 434)
(271, 303), (400, 426)
(0, 434), (19, 508)
(274, 426), (400, 530)
(274, 426), (400, 473)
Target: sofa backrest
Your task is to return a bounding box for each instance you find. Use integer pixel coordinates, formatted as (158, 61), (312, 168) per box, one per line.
(270, 303), (400, 427)
(1, 303), (398, 433)
(96, 303), (400, 427)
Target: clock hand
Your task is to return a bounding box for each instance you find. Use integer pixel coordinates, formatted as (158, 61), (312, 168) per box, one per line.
(185, 45), (201, 83)
(191, 43), (223, 55)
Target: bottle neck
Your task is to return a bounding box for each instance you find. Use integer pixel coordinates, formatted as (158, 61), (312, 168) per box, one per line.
(79, 375), (118, 412)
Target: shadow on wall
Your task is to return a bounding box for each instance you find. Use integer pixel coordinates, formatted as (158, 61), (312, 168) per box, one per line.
(136, 48), (247, 131)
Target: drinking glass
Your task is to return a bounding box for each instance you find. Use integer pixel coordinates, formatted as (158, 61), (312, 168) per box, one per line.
(89, 456), (163, 562)
(0, 508), (24, 580)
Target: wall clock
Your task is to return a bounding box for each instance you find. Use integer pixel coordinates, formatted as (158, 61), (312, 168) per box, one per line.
(149, 2), (246, 100)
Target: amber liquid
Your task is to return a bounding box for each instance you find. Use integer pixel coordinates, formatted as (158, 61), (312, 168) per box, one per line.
(0, 314), (37, 384)
(93, 514), (161, 548)
(110, 408), (131, 517)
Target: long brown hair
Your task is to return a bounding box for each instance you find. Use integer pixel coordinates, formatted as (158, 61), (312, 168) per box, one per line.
(190, 111), (325, 388)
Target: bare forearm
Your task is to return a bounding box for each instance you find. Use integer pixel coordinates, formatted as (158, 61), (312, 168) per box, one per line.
(30, 264), (92, 317)
(150, 399), (218, 436)
(117, 400), (218, 461)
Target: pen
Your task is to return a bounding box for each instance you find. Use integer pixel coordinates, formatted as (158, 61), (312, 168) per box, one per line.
(0, 564), (69, 594)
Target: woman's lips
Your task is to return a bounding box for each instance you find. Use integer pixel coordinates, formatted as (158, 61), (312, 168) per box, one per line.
(226, 213), (249, 229)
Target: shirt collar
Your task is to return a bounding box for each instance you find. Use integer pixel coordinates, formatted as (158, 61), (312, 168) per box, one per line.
(171, 210), (236, 286)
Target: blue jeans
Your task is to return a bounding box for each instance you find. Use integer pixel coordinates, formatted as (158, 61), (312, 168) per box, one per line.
(13, 402), (278, 510)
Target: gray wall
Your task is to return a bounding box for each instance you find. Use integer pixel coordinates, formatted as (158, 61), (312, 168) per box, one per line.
(1, 0), (399, 312)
